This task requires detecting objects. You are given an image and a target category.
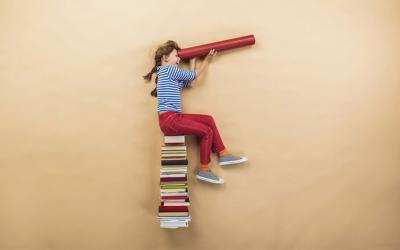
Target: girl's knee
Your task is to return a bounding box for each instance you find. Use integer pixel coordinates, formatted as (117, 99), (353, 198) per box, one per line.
(203, 126), (213, 137)
(204, 115), (215, 125)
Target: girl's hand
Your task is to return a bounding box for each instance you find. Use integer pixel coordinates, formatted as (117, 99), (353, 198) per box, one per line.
(205, 49), (217, 62)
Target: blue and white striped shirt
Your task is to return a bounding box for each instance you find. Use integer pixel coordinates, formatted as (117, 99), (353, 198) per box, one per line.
(156, 65), (197, 113)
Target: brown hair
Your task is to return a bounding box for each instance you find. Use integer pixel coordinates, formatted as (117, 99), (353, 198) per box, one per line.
(143, 40), (181, 97)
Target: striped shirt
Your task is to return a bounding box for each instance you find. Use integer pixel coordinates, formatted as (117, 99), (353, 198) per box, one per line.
(156, 65), (197, 113)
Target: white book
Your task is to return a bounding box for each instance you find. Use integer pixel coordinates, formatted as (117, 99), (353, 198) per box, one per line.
(160, 167), (188, 171)
(160, 170), (187, 174)
(163, 202), (190, 206)
(164, 136), (185, 144)
(160, 222), (188, 228)
(160, 174), (186, 178)
(160, 192), (188, 196)
(159, 220), (190, 223)
(158, 216), (191, 220)
(160, 188), (187, 193)
(161, 146), (187, 151)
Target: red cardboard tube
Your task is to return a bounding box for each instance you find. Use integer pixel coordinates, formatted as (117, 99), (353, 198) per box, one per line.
(177, 34), (256, 60)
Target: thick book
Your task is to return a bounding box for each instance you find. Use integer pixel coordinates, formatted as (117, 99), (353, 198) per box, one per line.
(160, 184), (188, 189)
(161, 146), (187, 151)
(160, 181), (187, 186)
(158, 211), (189, 217)
(160, 223), (189, 229)
(161, 195), (189, 200)
(160, 165), (188, 169)
(160, 174), (186, 178)
(160, 150), (187, 154)
(161, 154), (187, 158)
(160, 188), (187, 193)
(159, 192), (188, 196)
(160, 166), (187, 170)
(160, 222), (188, 229)
(161, 197), (189, 201)
(159, 205), (188, 212)
(160, 170), (187, 174)
(158, 216), (191, 220)
(162, 201), (190, 206)
(161, 160), (189, 166)
(160, 177), (187, 182)
(164, 136), (185, 144)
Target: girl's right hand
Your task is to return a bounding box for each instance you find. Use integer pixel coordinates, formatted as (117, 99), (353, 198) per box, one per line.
(205, 49), (217, 61)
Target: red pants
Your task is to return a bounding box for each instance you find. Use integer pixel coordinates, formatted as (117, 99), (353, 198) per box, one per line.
(158, 111), (226, 164)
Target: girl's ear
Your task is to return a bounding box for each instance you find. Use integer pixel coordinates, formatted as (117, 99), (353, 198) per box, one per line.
(162, 54), (169, 62)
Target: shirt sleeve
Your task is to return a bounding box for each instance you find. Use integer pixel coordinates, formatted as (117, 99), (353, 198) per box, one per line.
(168, 66), (197, 81)
(179, 79), (192, 88)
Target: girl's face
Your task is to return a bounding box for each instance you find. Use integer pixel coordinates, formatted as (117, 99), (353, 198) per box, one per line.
(163, 49), (181, 66)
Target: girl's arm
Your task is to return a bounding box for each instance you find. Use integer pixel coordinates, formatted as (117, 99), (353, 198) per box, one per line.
(194, 49), (217, 77)
(188, 57), (197, 86)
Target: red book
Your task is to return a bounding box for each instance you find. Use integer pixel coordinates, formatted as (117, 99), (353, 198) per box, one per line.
(160, 177), (187, 182)
(159, 205), (189, 212)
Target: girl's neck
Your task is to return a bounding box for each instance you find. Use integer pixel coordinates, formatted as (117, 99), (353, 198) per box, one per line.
(161, 62), (177, 67)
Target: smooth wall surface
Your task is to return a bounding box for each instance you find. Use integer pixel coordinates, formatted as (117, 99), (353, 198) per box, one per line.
(1, 0), (399, 249)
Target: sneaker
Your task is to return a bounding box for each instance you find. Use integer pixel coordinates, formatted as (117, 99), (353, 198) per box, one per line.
(219, 154), (248, 166)
(196, 170), (224, 184)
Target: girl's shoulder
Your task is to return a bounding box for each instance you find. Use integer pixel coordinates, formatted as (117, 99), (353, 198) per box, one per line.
(157, 65), (181, 74)
(157, 65), (178, 70)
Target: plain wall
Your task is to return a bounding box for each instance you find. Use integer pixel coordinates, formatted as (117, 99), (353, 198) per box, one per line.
(1, 0), (399, 249)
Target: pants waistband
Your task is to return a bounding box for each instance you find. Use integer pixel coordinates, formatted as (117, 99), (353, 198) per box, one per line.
(158, 111), (178, 120)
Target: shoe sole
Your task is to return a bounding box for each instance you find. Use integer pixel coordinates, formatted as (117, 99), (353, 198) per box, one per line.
(196, 175), (224, 184)
(219, 157), (248, 166)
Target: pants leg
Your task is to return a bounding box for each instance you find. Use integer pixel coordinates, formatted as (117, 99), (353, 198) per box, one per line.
(159, 112), (214, 164)
(179, 113), (226, 153)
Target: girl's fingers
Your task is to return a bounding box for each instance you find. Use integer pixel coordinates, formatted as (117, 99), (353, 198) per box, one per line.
(208, 49), (217, 56)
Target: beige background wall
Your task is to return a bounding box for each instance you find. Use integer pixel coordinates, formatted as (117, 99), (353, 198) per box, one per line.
(1, 0), (399, 249)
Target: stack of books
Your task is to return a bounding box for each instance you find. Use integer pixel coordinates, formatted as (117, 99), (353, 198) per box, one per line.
(158, 136), (191, 229)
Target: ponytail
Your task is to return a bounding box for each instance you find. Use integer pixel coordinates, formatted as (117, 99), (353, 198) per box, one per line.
(143, 66), (159, 97)
(143, 66), (157, 81)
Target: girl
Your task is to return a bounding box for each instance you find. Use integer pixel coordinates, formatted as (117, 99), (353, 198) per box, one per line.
(144, 40), (247, 184)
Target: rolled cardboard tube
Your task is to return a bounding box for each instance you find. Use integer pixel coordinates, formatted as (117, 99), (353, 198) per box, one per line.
(177, 34), (256, 60)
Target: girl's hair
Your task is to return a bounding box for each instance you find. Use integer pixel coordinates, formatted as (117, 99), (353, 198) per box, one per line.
(143, 40), (181, 97)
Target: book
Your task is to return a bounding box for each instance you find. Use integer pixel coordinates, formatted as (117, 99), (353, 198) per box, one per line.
(161, 160), (189, 166)
(160, 174), (186, 178)
(160, 177), (187, 182)
(158, 216), (191, 220)
(161, 155), (187, 159)
(159, 192), (188, 196)
(160, 164), (189, 168)
(161, 146), (187, 151)
(160, 188), (187, 193)
(160, 166), (188, 171)
(164, 135), (185, 144)
(162, 201), (190, 206)
(160, 184), (188, 189)
(158, 211), (189, 217)
(160, 221), (189, 229)
(160, 195), (189, 200)
(161, 150), (187, 154)
(160, 170), (187, 174)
